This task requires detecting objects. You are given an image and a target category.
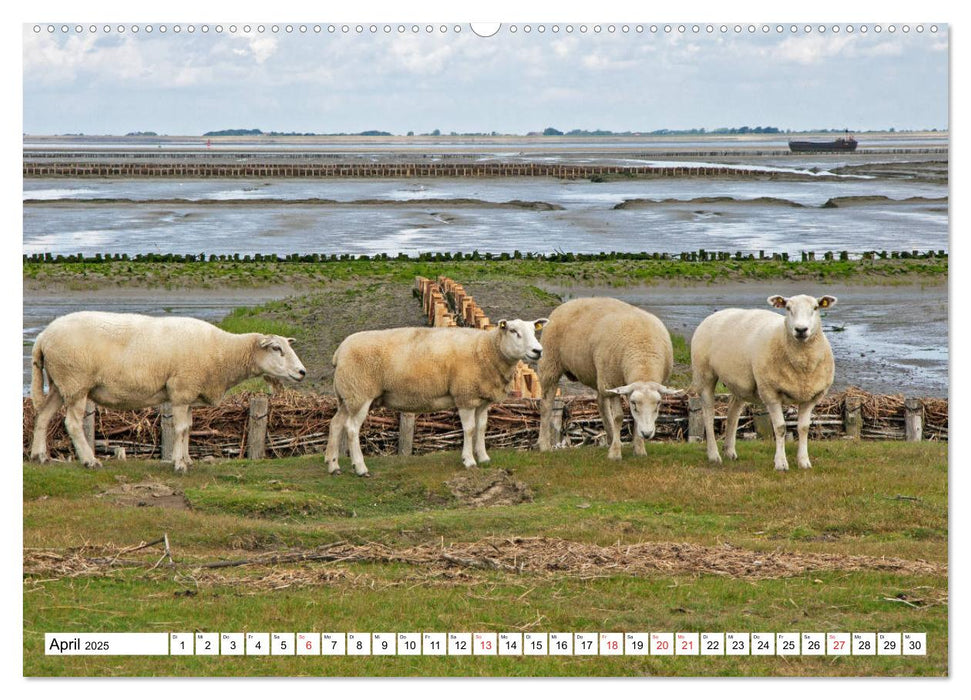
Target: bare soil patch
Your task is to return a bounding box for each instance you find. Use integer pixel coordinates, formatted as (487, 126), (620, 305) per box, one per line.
(445, 469), (535, 508)
(98, 481), (189, 510)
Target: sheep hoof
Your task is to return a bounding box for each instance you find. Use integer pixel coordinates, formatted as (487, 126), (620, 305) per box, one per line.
(173, 463), (188, 474)
(724, 450), (738, 461)
(607, 451), (622, 461)
(775, 461), (790, 472)
(330, 469), (342, 477)
(357, 471), (371, 479)
(463, 459), (477, 469)
(477, 458), (491, 467)
(707, 454), (723, 465)
(798, 459), (812, 470)
(30, 453), (49, 464)
(84, 459), (103, 469)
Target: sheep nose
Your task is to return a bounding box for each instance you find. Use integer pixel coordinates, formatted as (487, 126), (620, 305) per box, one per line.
(794, 326), (809, 337)
(640, 429), (655, 440)
(298, 368), (307, 378)
(532, 348), (542, 358)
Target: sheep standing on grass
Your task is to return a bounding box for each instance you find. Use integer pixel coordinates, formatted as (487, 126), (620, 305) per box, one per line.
(30, 311), (306, 472)
(325, 318), (548, 477)
(690, 294), (837, 471)
(537, 297), (681, 460)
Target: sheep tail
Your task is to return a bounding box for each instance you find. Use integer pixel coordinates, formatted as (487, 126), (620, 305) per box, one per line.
(31, 339), (46, 409)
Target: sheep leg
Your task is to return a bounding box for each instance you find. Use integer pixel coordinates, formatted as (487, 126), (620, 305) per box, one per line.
(766, 400), (789, 471)
(597, 394), (621, 460)
(700, 382), (722, 464)
(63, 396), (101, 469)
(796, 401), (815, 469)
(608, 395), (625, 460)
(537, 367), (561, 451)
(458, 407), (478, 468)
(170, 404), (192, 474)
(632, 429), (647, 457)
(30, 386), (64, 463)
(474, 405), (491, 465)
(325, 400), (350, 474)
(723, 395), (745, 461)
(344, 400), (373, 477)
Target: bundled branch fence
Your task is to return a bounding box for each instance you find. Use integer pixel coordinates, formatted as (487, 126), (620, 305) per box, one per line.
(22, 388), (947, 464)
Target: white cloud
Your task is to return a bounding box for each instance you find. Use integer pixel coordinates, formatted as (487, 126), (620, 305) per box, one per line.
(228, 33), (278, 65)
(23, 30), (148, 84)
(771, 34), (855, 65)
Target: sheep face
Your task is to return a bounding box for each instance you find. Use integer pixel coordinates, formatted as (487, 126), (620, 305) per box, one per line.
(496, 318), (549, 362)
(768, 294), (837, 343)
(607, 381), (683, 440)
(255, 335), (307, 381)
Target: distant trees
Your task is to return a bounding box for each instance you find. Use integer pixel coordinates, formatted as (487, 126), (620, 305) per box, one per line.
(543, 127), (564, 136)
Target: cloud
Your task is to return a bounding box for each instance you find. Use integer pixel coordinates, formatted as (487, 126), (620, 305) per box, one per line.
(771, 34), (856, 65)
(23, 30), (149, 85)
(228, 33), (278, 64)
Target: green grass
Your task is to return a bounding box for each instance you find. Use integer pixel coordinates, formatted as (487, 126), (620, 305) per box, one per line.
(23, 440), (947, 677)
(23, 256), (947, 291)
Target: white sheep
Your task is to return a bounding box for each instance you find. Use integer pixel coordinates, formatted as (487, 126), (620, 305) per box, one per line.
(29, 311), (306, 472)
(690, 294), (837, 471)
(537, 297), (680, 460)
(325, 318), (548, 477)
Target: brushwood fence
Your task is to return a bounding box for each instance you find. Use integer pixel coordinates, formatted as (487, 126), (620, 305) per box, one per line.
(22, 388), (947, 464)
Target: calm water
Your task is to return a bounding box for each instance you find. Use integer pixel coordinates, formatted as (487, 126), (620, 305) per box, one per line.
(23, 174), (947, 257)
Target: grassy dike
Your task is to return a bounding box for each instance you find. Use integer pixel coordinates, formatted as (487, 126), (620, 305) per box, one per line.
(23, 254), (948, 677)
(23, 255), (947, 291)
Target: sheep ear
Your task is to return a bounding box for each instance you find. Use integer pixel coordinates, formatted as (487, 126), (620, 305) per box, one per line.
(606, 384), (634, 397)
(533, 318), (549, 331)
(658, 385), (685, 396)
(259, 335), (274, 348)
(768, 295), (787, 308)
(819, 295), (837, 309)
(498, 319), (508, 331)
(286, 337), (297, 346)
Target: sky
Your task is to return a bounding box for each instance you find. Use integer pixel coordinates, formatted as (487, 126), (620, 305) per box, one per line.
(22, 21), (949, 136)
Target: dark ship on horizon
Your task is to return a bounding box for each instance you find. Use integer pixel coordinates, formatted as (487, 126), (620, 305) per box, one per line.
(788, 130), (858, 153)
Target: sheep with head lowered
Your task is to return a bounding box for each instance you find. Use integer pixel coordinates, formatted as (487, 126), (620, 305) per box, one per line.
(325, 318), (548, 477)
(30, 311), (306, 473)
(690, 294), (837, 471)
(537, 297), (681, 460)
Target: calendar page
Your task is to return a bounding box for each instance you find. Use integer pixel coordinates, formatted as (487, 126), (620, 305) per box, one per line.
(20, 10), (949, 681)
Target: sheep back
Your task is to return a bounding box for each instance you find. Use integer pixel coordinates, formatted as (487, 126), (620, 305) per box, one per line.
(333, 326), (512, 411)
(542, 297), (673, 390)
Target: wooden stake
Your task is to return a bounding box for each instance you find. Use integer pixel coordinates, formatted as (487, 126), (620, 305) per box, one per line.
(398, 413), (416, 456)
(247, 395), (269, 460)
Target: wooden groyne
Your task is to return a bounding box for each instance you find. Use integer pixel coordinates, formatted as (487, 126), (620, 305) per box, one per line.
(21, 160), (832, 180)
(21, 389), (947, 463)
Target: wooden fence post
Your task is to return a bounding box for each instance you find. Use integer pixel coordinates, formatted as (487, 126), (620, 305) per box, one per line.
(905, 397), (923, 442)
(83, 400), (96, 455)
(550, 398), (565, 446)
(687, 397), (704, 442)
(160, 402), (174, 461)
(398, 413), (417, 456)
(843, 394), (862, 439)
(753, 409), (774, 441)
(247, 395), (269, 460)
